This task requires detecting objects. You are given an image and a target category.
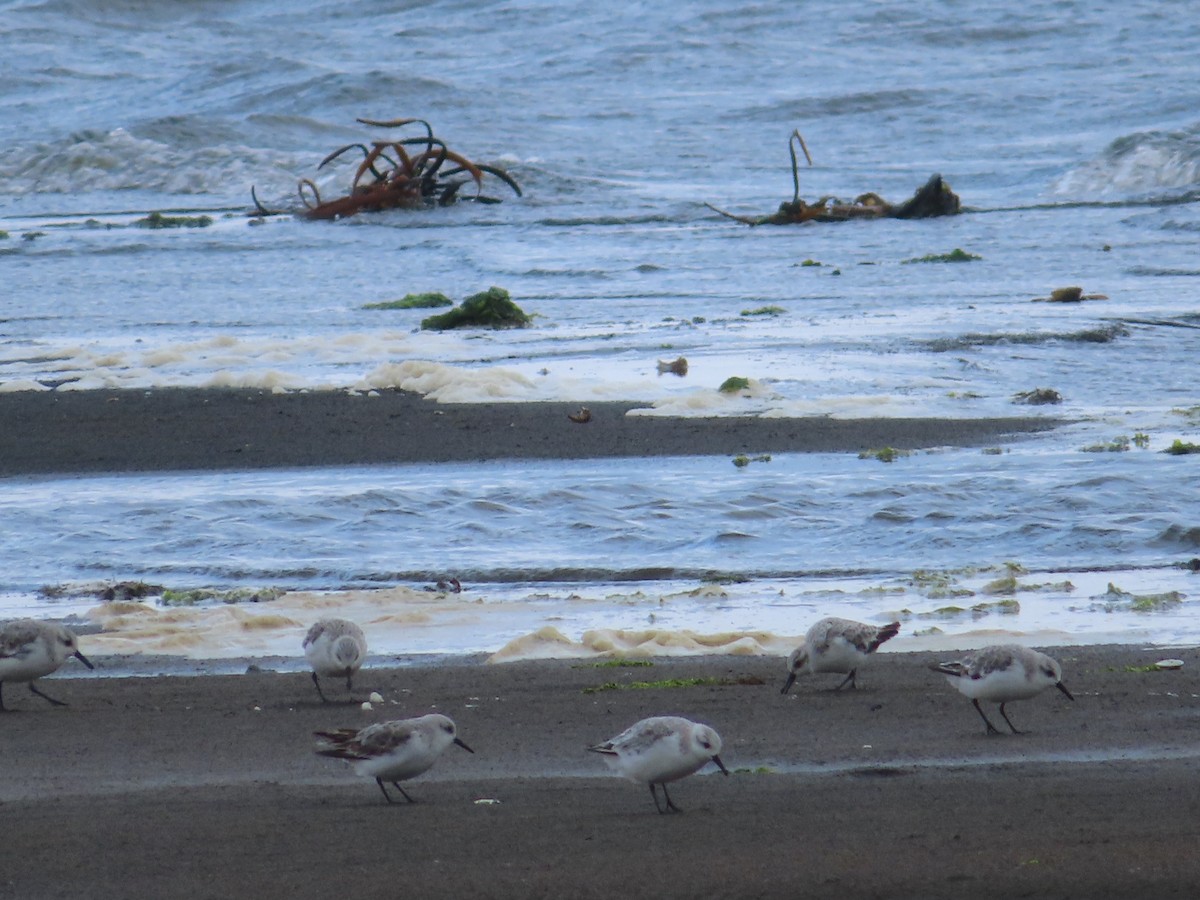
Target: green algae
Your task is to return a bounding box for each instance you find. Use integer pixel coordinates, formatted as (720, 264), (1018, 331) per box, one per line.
(363, 292), (453, 310)
(159, 587), (283, 606)
(719, 376), (751, 393)
(1163, 439), (1200, 455)
(732, 454), (772, 468)
(858, 447), (911, 463)
(420, 286), (531, 330)
(134, 212), (214, 229)
(902, 248), (981, 264)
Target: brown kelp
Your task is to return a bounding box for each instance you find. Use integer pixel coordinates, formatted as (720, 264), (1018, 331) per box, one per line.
(253, 117), (521, 220)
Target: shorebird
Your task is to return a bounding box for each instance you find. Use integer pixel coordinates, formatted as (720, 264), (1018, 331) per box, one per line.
(781, 617), (901, 693)
(314, 713), (474, 803)
(930, 644), (1075, 735)
(303, 618), (367, 702)
(589, 716), (729, 813)
(0, 619), (95, 711)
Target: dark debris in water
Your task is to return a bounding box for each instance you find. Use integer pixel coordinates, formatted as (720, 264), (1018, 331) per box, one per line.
(1013, 387), (1062, 405)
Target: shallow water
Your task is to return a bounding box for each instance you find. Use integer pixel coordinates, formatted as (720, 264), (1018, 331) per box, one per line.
(1, 0), (1198, 657)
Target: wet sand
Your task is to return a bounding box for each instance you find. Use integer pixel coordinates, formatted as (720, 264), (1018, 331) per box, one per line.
(3, 646), (1199, 899)
(0, 387), (1060, 475)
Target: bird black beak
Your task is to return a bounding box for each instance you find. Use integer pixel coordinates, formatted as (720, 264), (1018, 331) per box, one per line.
(75, 650), (95, 670)
(454, 737), (475, 754)
(1056, 681), (1074, 702)
(712, 754), (730, 776)
(780, 673), (796, 695)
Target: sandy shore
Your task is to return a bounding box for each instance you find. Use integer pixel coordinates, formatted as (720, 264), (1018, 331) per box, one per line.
(0, 387), (1060, 475)
(3, 645), (1199, 898)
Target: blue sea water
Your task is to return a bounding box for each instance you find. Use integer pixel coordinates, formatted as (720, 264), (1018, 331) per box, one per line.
(1, 0), (1198, 658)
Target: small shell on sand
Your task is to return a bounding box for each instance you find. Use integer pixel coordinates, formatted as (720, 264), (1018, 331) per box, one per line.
(1155, 659), (1184, 670)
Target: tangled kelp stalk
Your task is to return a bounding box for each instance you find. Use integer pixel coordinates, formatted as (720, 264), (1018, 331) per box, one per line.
(253, 117), (521, 220)
(708, 130), (961, 225)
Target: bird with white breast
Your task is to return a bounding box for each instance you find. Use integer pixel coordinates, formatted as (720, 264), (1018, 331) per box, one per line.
(930, 644), (1075, 735)
(589, 715), (729, 813)
(314, 713), (474, 803)
(303, 617), (367, 702)
(781, 616), (901, 694)
(1, 619), (95, 711)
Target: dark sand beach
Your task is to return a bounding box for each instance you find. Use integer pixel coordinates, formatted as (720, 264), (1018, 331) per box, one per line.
(2, 648), (1199, 899)
(0, 387), (1060, 475)
(4, 389), (1197, 898)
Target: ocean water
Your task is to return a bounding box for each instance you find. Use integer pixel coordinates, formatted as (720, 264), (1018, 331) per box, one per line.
(1, 0), (1198, 661)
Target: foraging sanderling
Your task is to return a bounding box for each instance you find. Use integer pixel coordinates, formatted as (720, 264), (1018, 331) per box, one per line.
(589, 715), (729, 813)
(314, 713), (474, 803)
(303, 618), (367, 702)
(930, 644), (1075, 735)
(0, 619), (95, 711)
(781, 617), (901, 693)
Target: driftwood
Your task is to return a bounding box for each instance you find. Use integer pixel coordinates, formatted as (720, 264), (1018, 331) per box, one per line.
(252, 117), (521, 220)
(708, 130), (961, 225)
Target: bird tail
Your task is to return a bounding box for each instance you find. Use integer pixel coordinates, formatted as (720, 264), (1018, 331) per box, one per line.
(870, 621), (901, 652)
(313, 729), (365, 760)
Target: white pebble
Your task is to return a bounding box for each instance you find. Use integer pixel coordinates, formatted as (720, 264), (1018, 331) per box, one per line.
(369, 691), (384, 703)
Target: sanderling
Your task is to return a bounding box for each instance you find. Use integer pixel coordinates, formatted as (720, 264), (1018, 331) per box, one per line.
(314, 713), (474, 803)
(781, 617), (901, 693)
(588, 715), (729, 813)
(303, 618), (367, 703)
(0, 619), (95, 711)
(930, 644), (1075, 735)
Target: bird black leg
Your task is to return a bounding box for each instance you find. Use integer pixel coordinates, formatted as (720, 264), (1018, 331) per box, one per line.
(29, 682), (68, 707)
(345, 674), (354, 692)
(376, 779), (394, 803)
(312, 672), (329, 703)
(834, 669), (858, 691)
(392, 782), (415, 803)
(998, 703), (1026, 735)
(973, 699), (1001, 735)
(0, 682), (7, 712)
(650, 783), (681, 814)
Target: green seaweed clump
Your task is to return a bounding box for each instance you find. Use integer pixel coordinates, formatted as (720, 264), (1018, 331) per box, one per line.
(421, 287), (531, 330)
(0, 230), (8, 240)
(1163, 439), (1200, 455)
(902, 248), (981, 264)
(740, 305), (786, 317)
(363, 292), (453, 310)
(732, 454), (772, 468)
(858, 447), (911, 463)
(134, 212), (214, 229)
(1082, 436), (1131, 453)
(719, 376), (751, 393)
(159, 587), (283, 606)
(1129, 590), (1185, 612)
